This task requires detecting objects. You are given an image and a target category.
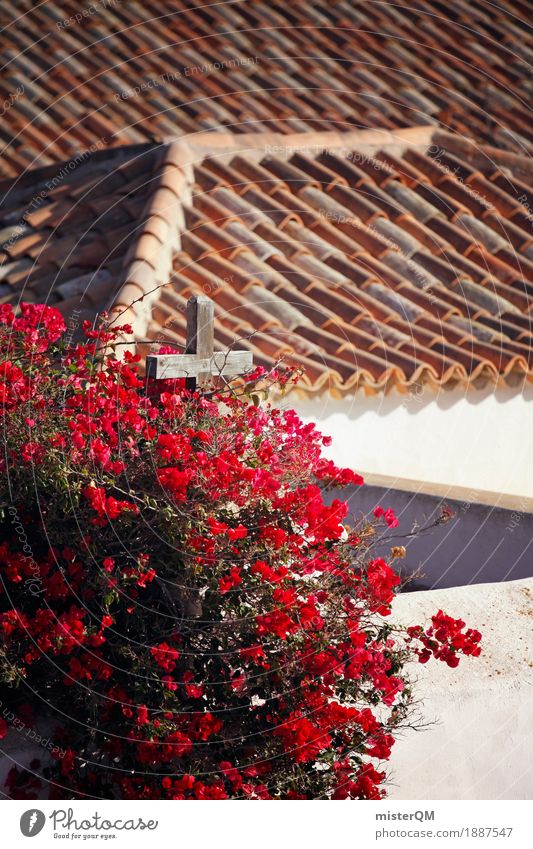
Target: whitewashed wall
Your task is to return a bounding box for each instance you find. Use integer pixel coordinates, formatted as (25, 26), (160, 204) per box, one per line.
(290, 384), (533, 498)
(388, 577), (533, 800)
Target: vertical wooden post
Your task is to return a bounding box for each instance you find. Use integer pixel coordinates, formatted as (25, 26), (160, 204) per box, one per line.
(185, 295), (215, 391)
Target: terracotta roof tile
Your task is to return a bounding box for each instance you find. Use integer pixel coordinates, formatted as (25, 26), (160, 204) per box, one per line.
(4, 0), (529, 175)
(0, 144), (158, 320)
(3, 127), (533, 393)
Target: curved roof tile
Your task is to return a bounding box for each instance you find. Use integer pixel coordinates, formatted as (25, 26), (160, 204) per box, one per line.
(2, 127), (532, 394)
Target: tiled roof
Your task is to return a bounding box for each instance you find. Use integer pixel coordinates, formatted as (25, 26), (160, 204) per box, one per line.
(4, 126), (531, 395)
(0, 0), (532, 176)
(142, 130), (533, 393)
(0, 143), (160, 322)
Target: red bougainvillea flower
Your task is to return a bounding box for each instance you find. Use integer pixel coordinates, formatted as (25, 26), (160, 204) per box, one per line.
(151, 643), (180, 672)
(407, 611), (482, 667)
(275, 714), (332, 763)
(374, 505), (399, 528)
(82, 485), (139, 523)
(0, 303), (481, 801)
(157, 467), (193, 500)
(219, 567), (242, 594)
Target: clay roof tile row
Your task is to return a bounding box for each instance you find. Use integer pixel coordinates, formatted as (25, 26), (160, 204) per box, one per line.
(106, 129), (533, 394)
(0, 0), (532, 176)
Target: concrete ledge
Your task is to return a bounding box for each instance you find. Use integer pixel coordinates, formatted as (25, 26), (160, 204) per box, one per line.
(388, 578), (533, 799)
(360, 471), (533, 513)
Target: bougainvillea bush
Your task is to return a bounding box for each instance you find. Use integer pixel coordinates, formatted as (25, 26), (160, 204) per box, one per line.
(0, 303), (481, 800)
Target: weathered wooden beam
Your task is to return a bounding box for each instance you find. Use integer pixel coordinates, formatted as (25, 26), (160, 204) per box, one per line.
(146, 350), (253, 380)
(185, 295), (214, 390)
(146, 295), (254, 390)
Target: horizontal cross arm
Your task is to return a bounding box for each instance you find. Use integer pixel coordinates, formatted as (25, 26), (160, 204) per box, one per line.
(146, 350), (253, 380)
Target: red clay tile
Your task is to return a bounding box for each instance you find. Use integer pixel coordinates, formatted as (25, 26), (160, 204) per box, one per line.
(327, 184), (386, 223)
(230, 156), (288, 195)
(4, 131), (532, 393)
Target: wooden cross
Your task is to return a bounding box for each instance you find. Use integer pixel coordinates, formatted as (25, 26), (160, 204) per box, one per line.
(146, 295), (253, 391)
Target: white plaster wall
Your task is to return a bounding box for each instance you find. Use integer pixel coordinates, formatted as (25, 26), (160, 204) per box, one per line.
(289, 384), (533, 498)
(387, 578), (533, 800)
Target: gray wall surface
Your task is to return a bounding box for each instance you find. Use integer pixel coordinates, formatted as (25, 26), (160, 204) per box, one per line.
(330, 484), (533, 590)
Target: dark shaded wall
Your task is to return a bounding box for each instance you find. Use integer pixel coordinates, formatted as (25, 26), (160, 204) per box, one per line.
(331, 484), (533, 590)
